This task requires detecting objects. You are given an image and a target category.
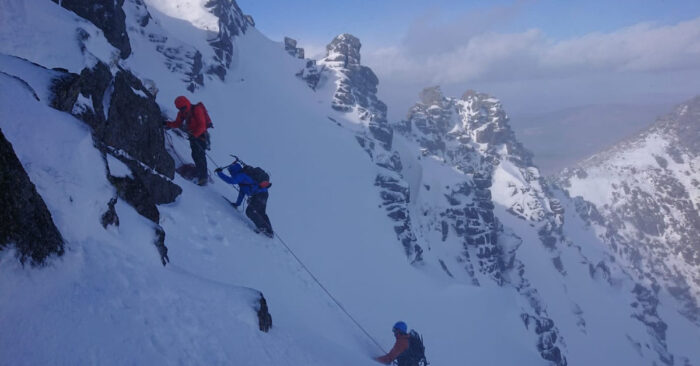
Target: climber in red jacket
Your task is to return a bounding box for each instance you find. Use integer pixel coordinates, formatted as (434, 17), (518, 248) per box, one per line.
(164, 96), (211, 186)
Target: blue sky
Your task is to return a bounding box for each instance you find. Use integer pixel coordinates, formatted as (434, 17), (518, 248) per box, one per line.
(238, 0), (700, 47)
(237, 1), (700, 121)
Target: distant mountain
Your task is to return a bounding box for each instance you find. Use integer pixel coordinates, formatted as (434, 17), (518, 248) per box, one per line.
(511, 103), (670, 174)
(559, 96), (700, 326)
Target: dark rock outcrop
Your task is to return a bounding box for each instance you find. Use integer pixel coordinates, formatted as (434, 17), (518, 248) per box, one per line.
(522, 314), (567, 366)
(154, 226), (169, 266)
(257, 294), (272, 332)
(296, 60), (323, 90)
(205, 0), (249, 80)
(631, 284), (674, 365)
(101, 197), (120, 228)
(284, 37), (305, 59)
(50, 62), (181, 265)
(0, 129), (64, 265)
(51, 63), (181, 220)
(325, 34), (361, 68)
(52, 0), (131, 59)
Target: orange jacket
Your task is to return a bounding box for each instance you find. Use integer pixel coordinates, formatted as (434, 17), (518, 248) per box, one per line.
(166, 99), (208, 138)
(376, 333), (410, 364)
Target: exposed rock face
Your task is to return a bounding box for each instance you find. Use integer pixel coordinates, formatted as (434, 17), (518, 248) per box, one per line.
(0, 128), (64, 265)
(204, 0), (249, 80)
(324, 35), (389, 133)
(631, 284), (674, 366)
(257, 294), (272, 333)
(122, 0), (249, 90)
(396, 87), (501, 280)
(284, 37), (305, 59)
(130, 0), (205, 93)
(107, 71), (175, 176)
(320, 34), (422, 262)
(51, 62), (181, 224)
(397, 86), (568, 365)
(522, 314), (566, 365)
(101, 197), (120, 228)
(53, 0), (131, 58)
(296, 59), (323, 90)
(559, 96), (700, 324)
(325, 34), (361, 69)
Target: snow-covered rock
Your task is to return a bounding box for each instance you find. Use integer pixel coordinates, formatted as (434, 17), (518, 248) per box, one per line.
(318, 33), (422, 262)
(0, 126), (64, 264)
(395, 86), (569, 364)
(284, 36), (305, 59)
(559, 96), (700, 325)
(52, 0), (132, 59)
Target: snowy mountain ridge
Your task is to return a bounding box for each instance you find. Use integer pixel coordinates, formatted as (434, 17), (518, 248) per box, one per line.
(393, 86), (567, 364)
(559, 96), (700, 326)
(313, 41), (700, 363)
(0, 0), (698, 365)
(317, 33), (422, 262)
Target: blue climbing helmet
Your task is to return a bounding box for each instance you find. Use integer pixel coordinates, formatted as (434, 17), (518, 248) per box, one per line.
(393, 321), (408, 334)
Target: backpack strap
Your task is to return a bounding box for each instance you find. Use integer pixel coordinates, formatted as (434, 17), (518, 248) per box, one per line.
(194, 102), (213, 128)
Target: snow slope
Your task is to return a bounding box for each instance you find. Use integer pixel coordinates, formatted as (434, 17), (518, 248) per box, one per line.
(0, 1), (540, 365)
(1, 1), (698, 365)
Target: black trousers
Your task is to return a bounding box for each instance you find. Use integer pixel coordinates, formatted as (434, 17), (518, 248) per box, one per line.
(246, 192), (273, 234)
(189, 136), (207, 181)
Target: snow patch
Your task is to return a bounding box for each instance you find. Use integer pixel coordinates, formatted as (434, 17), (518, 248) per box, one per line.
(106, 154), (132, 178)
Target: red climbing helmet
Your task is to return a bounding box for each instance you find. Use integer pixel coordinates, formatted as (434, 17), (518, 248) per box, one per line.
(174, 96), (191, 112)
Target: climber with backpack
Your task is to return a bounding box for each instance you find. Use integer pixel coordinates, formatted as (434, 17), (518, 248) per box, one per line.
(375, 321), (428, 366)
(163, 96), (213, 186)
(215, 159), (274, 238)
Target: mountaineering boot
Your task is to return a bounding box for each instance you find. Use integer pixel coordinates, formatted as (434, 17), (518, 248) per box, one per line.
(253, 228), (274, 238)
(197, 176), (207, 186)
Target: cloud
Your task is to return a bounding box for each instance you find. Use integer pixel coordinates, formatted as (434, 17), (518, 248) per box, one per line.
(365, 16), (700, 86)
(543, 20), (700, 72)
(399, 2), (527, 56)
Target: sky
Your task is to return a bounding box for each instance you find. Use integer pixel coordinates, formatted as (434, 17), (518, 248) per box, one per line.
(238, 0), (700, 139)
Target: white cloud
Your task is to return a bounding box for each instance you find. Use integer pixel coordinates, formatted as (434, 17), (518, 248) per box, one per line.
(365, 17), (700, 85)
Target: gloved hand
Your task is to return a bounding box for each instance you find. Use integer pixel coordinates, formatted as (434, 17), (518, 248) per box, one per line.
(162, 121), (170, 129)
(157, 244), (169, 266)
(214, 167), (223, 173)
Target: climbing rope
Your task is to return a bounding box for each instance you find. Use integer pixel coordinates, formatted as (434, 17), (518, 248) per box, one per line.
(163, 132), (187, 165)
(272, 230), (388, 354)
(165, 128), (387, 354)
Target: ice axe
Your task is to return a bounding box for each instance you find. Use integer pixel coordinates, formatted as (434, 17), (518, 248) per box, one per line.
(215, 155), (244, 172)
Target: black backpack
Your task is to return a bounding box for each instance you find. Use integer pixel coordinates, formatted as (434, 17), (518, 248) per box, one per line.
(396, 330), (428, 366)
(241, 165), (271, 188)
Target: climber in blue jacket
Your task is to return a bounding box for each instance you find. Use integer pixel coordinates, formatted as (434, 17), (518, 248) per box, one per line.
(215, 163), (274, 237)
